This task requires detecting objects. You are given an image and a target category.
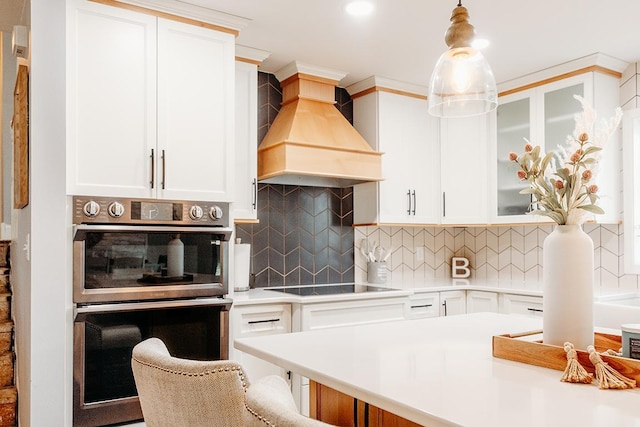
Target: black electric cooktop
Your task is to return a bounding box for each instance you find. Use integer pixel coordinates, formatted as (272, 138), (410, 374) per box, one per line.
(266, 284), (393, 296)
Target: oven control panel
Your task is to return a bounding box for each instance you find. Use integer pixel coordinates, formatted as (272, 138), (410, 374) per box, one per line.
(72, 196), (230, 227)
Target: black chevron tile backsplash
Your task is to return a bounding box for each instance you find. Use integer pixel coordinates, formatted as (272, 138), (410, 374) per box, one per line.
(236, 72), (355, 288)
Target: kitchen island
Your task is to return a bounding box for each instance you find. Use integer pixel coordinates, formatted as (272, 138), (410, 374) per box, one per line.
(234, 312), (640, 427)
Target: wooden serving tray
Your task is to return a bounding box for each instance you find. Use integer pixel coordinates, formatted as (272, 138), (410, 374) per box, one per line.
(492, 330), (640, 383)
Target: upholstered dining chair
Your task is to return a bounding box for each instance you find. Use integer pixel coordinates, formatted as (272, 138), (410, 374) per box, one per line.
(131, 337), (332, 427)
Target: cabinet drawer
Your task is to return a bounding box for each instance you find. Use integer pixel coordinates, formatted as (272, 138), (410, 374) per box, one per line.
(407, 293), (440, 319)
(298, 297), (408, 331)
(499, 294), (543, 317)
(232, 304), (291, 336)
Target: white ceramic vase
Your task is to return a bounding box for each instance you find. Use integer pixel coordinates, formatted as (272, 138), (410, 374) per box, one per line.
(542, 224), (594, 350)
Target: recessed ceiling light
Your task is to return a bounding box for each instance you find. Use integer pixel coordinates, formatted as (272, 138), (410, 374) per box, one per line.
(345, 1), (374, 16)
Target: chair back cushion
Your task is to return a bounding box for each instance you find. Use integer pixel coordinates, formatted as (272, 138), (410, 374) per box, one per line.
(131, 337), (252, 427)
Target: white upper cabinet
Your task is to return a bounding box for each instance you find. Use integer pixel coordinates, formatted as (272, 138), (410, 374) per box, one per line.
(233, 60), (259, 221)
(66, 0), (157, 198)
(623, 108), (640, 274)
(440, 114), (491, 224)
(67, 0), (235, 201)
(156, 19), (234, 201)
(352, 87), (439, 225)
(491, 71), (621, 224)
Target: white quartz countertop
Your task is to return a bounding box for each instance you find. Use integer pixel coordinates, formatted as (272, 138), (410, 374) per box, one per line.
(231, 280), (630, 306)
(234, 312), (640, 427)
(230, 284), (413, 305)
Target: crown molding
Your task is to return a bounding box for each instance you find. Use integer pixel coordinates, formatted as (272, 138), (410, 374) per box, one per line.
(498, 53), (629, 93)
(346, 76), (428, 98)
(113, 0), (250, 31)
(235, 45), (271, 64)
(274, 61), (347, 84)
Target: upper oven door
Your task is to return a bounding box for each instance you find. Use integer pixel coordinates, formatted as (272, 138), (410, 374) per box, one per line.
(73, 225), (232, 304)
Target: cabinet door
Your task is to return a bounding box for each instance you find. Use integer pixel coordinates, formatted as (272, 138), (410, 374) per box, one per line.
(492, 90), (536, 223)
(230, 304), (291, 382)
(623, 108), (640, 274)
(440, 115), (490, 224)
(352, 91), (438, 225)
(157, 19), (235, 201)
(233, 61), (258, 220)
(466, 290), (499, 313)
(66, 0), (156, 198)
(499, 293), (543, 317)
(378, 92), (438, 224)
(440, 290), (466, 316)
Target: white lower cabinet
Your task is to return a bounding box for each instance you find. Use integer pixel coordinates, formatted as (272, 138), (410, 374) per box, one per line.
(292, 296), (409, 415)
(408, 290), (467, 318)
(440, 290), (466, 316)
(230, 304), (292, 384)
(499, 293), (544, 317)
(466, 290), (499, 313)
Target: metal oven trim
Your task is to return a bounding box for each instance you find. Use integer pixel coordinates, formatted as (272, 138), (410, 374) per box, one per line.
(73, 225), (231, 304)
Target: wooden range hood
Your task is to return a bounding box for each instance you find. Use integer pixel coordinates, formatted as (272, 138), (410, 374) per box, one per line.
(258, 64), (382, 187)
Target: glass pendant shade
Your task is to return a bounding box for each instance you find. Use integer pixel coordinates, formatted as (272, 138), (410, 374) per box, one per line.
(428, 2), (497, 118)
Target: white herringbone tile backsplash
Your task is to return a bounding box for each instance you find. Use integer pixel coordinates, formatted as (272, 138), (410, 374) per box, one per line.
(354, 224), (640, 290)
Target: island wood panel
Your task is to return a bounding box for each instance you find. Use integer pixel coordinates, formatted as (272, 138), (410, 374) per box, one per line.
(310, 381), (422, 427)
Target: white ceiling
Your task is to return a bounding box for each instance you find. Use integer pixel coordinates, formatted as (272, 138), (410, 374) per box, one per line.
(185, 0), (640, 89)
(0, 1), (27, 33)
(2, 1), (640, 90)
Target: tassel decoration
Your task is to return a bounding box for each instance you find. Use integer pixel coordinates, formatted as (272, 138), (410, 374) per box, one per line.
(560, 342), (593, 384)
(587, 345), (636, 390)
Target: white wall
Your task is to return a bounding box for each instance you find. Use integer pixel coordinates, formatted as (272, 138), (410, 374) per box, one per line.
(1, 33), (16, 227)
(12, 0), (71, 426)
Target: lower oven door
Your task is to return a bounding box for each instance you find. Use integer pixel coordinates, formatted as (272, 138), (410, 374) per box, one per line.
(73, 298), (231, 427)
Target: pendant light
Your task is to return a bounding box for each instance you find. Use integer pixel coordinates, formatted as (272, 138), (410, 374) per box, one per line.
(428, 1), (497, 118)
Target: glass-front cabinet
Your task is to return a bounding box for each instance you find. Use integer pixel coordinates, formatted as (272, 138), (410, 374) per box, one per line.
(492, 75), (589, 223)
(623, 109), (640, 274)
(495, 95), (532, 219)
(493, 70), (621, 225)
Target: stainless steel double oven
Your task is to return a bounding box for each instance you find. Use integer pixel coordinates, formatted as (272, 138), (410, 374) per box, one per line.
(72, 196), (233, 427)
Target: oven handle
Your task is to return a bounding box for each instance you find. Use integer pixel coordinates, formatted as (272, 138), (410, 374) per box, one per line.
(73, 224), (233, 240)
(75, 297), (233, 315)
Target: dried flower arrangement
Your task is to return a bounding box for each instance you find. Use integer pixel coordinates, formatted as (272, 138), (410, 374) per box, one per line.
(509, 95), (622, 225)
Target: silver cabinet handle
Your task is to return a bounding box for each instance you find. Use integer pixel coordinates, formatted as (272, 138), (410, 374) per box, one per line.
(442, 300), (448, 316)
(150, 149), (155, 189)
(252, 178), (257, 210)
(161, 149), (166, 190)
(411, 190), (416, 215)
(407, 189), (412, 215)
(247, 318), (281, 324)
(442, 192), (446, 217)
(527, 308), (543, 313)
(410, 304), (433, 309)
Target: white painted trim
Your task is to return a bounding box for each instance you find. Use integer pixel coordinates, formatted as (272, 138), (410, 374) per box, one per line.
(115, 0), (251, 30)
(236, 44), (270, 63)
(498, 53), (629, 93)
(273, 61), (347, 83)
(346, 75), (428, 97)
